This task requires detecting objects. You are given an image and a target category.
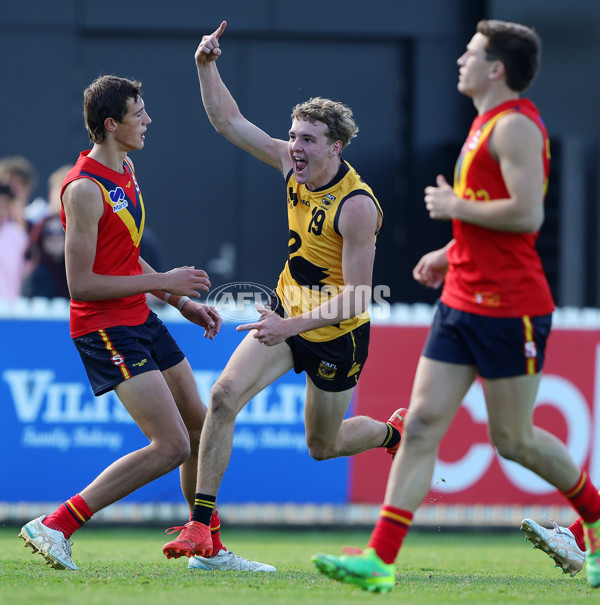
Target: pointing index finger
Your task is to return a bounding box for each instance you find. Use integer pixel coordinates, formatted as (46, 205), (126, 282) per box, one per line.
(236, 322), (258, 332)
(215, 20), (227, 38)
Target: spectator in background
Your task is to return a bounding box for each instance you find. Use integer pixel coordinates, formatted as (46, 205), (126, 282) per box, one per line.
(22, 165), (72, 299)
(21, 215), (69, 299)
(0, 182), (28, 301)
(0, 155), (38, 229)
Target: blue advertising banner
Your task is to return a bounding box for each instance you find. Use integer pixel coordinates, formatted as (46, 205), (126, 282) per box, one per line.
(0, 312), (349, 505)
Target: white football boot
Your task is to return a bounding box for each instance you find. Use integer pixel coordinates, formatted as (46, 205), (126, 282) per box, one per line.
(188, 549), (276, 572)
(520, 518), (585, 576)
(19, 515), (78, 571)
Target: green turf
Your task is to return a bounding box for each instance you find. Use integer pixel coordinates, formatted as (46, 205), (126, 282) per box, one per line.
(0, 525), (596, 604)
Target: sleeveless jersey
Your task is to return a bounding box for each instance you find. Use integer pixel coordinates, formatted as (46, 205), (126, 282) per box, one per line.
(61, 150), (149, 337)
(276, 160), (383, 342)
(441, 98), (555, 317)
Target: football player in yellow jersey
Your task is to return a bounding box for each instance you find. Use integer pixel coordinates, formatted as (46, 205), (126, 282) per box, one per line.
(162, 21), (406, 561)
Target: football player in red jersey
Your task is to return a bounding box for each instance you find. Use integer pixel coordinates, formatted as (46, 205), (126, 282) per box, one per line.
(18, 74), (274, 573)
(313, 20), (600, 592)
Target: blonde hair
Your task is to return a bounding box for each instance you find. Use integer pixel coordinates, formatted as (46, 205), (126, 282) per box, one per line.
(291, 97), (358, 149)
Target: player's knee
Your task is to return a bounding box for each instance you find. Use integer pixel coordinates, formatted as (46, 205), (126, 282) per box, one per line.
(159, 435), (191, 470)
(491, 431), (527, 463)
(306, 438), (334, 461)
(209, 379), (240, 422)
(402, 412), (441, 450)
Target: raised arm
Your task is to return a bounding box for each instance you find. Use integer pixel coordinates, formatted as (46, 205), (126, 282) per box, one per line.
(195, 21), (292, 175)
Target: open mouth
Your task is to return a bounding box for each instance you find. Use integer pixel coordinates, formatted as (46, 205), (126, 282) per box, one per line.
(294, 157), (307, 174)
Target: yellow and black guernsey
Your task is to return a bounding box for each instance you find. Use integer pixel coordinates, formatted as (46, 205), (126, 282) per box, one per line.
(275, 160), (383, 343)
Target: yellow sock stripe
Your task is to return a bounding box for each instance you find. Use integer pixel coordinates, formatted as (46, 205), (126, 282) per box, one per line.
(564, 471), (587, 500)
(381, 509), (413, 526)
(66, 499), (87, 523)
(380, 424), (394, 447)
(194, 499), (215, 508)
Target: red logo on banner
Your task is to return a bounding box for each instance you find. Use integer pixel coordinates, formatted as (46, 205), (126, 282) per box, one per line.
(351, 326), (599, 506)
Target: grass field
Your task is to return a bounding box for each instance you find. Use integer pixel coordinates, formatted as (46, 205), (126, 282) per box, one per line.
(0, 525), (596, 604)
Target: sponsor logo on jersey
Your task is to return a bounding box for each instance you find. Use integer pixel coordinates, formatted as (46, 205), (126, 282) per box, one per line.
(467, 128), (483, 151)
(320, 193), (335, 209)
(473, 291), (500, 307)
(109, 186), (129, 212)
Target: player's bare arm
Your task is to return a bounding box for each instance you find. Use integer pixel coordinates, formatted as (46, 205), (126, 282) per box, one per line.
(63, 179), (211, 301)
(195, 20), (291, 175)
(424, 114), (544, 233)
(237, 195), (379, 345)
(141, 258), (222, 340)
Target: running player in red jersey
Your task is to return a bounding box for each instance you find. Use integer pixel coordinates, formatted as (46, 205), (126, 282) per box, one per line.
(312, 20), (600, 592)
(18, 75), (274, 573)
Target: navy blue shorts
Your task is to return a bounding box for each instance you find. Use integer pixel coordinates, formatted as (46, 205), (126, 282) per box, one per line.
(423, 301), (552, 378)
(72, 310), (185, 396)
(268, 292), (370, 392)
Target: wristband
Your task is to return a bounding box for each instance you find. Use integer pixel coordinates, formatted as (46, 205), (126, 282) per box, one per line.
(177, 296), (191, 311)
(163, 293), (171, 303)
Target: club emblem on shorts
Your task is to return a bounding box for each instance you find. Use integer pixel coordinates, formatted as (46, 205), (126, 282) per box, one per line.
(111, 354), (125, 366)
(524, 340), (537, 358)
(317, 360), (337, 380)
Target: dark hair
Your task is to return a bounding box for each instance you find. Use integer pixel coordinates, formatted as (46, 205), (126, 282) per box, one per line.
(477, 20), (541, 92)
(83, 75), (143, 143)
(291, 97), (358, 149)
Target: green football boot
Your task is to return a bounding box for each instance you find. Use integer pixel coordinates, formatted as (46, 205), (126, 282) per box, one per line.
(312, 547), (395, 593)
(584, 519), (600, 588)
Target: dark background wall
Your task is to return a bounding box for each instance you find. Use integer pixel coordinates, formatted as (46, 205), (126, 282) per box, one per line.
(2, 0), (600, 306)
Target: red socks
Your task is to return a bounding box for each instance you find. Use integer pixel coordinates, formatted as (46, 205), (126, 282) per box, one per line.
(188, 507), (226, 555)
(43, 494), (93, 539)
(569, 517), (586, 551)
(210, 509), (226, 553)
(367, 505), (414, 564)
(563, 471), (600, 524)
